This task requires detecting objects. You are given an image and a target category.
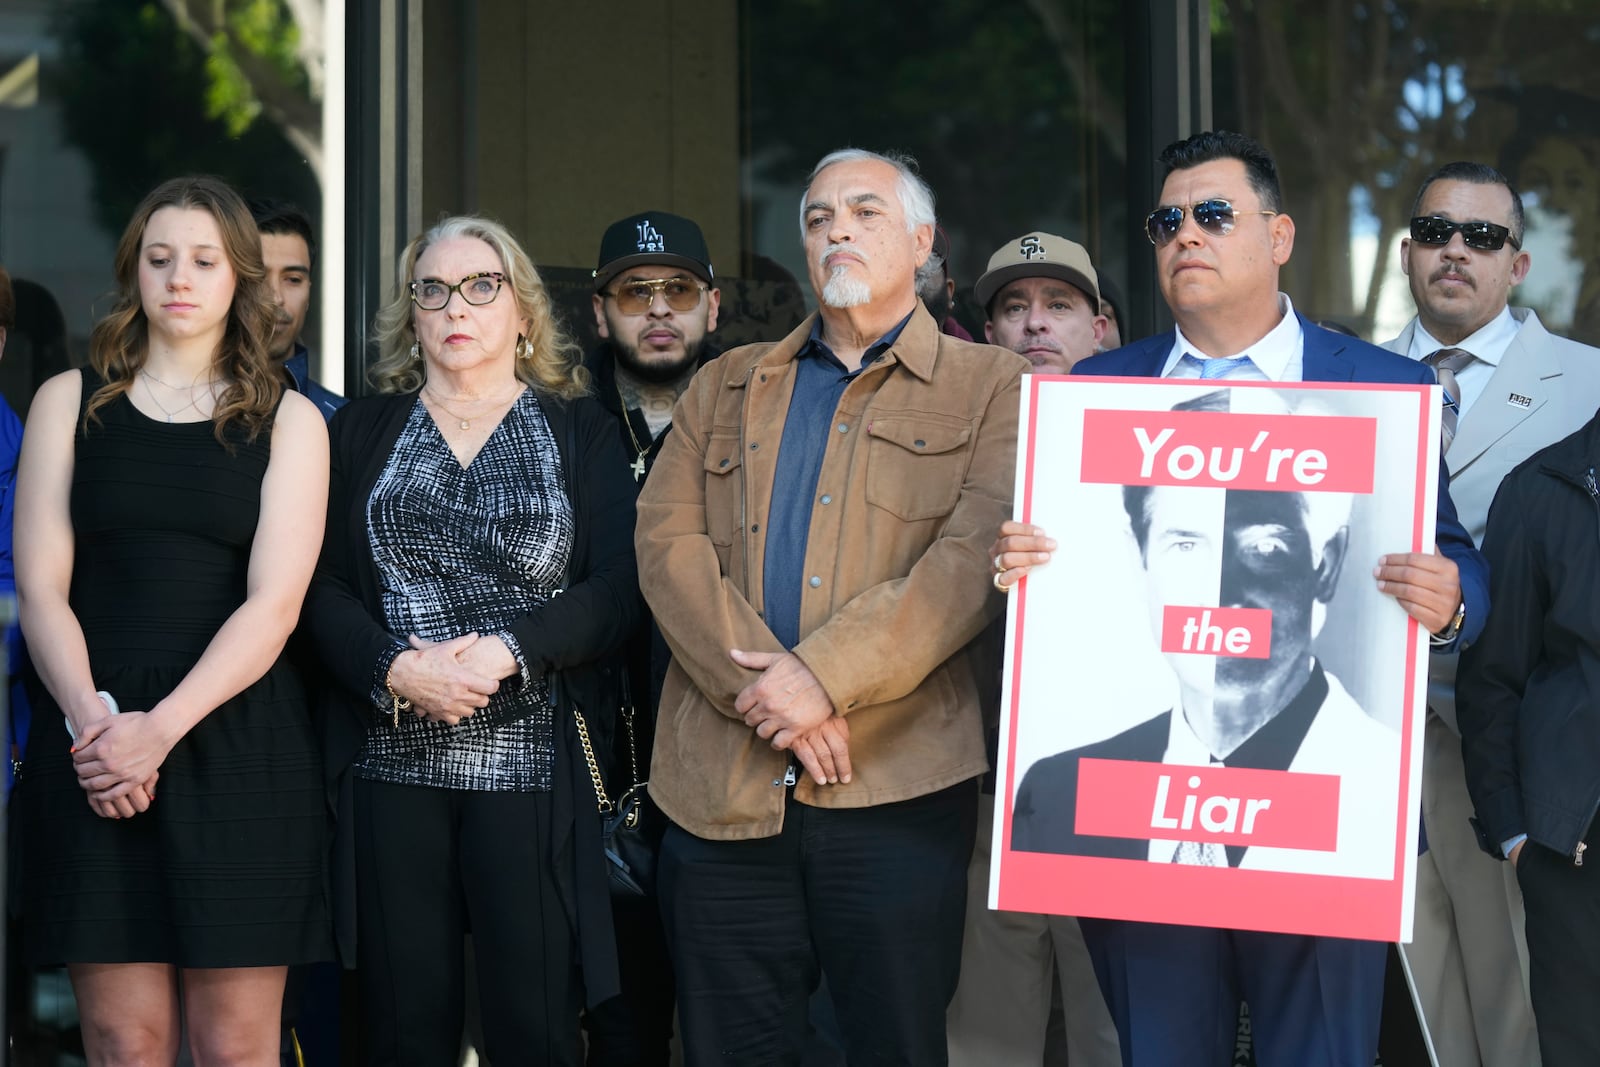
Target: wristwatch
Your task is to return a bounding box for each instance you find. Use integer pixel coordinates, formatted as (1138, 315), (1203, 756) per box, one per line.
(1430, 599), (1466, 646)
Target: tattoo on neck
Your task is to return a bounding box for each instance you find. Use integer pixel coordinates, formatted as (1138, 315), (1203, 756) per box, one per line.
(616, 365), (696, 438)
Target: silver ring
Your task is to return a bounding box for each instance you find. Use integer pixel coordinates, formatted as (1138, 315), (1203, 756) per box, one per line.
(993, 553), (1005, 574)
(993, 571), (1013, 593)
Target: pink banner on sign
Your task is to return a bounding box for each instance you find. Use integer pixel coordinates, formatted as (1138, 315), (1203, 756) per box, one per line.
(1074, 758), (1340, 852)
(1160, 606), (1273, 659)
(1079, 408), (1378, 492)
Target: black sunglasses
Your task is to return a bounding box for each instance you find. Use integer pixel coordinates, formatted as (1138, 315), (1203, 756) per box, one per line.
(1409, 216), (1520, 252)
(1144, 199), (1278, 247)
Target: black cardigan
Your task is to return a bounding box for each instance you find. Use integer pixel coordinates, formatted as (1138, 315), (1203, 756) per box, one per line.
(304, 387), (640, 1005)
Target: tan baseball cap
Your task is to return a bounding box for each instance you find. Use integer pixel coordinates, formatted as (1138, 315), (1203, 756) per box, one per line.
(974, 232), (1100, 313)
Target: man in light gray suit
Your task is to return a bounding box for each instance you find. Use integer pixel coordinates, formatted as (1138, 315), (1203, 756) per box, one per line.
(1385, 160), (1600, 1067)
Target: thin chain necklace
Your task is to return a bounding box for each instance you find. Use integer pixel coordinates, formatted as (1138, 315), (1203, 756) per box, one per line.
(423, 385), (521, 431)
(142, 366), (216, 391)
(615, 378), (648, 482)
(139, 369), (215, 423)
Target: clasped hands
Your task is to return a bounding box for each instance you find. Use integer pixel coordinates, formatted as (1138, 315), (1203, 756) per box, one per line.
(387, 632), (516, 726)
(730, 649), (852, 787)
(72, 709), (170, 820)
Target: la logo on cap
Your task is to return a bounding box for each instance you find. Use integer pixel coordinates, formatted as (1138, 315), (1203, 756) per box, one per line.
(635, 220), (665, 253)
(1020, 235), (1045, 259)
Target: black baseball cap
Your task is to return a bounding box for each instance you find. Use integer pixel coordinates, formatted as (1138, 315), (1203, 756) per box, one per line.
(593, 211), (714, 290)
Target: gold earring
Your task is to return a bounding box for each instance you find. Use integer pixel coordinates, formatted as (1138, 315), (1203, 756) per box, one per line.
(409, 341), (420, 361)
(516, 335), (532, 360)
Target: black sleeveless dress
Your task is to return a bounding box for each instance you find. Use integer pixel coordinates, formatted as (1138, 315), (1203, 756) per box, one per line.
(14, 374), (332, 967)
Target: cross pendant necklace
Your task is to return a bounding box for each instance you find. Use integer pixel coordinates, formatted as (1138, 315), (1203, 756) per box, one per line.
(616, 378), (650, 483)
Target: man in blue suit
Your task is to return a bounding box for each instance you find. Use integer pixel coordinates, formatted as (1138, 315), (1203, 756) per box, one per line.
(992, 130), (1489, 1067)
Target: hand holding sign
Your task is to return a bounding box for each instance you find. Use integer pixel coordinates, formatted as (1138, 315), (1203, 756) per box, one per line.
(1373, 549), (1462, 636)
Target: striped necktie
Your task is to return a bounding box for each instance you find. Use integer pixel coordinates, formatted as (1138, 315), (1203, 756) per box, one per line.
(1199, 355), (1251, 380)
(1424, 347), (1475, 454)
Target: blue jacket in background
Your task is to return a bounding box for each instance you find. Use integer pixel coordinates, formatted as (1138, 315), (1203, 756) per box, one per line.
(285, 343), (348, 421)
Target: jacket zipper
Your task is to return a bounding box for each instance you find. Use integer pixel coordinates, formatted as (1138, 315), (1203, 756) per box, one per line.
(1561, 467), (1600, 865)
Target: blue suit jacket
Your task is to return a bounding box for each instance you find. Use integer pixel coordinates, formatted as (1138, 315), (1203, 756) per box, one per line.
(1072, 315), (1488, 650)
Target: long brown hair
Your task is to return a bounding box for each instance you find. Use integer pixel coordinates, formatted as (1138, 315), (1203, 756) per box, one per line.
(85, 175), (281, 444)
(368, 215), (588, 399)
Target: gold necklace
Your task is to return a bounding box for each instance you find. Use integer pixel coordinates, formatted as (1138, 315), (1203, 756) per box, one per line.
(423, 385), (520, 431)
(615, 379), (648, 482)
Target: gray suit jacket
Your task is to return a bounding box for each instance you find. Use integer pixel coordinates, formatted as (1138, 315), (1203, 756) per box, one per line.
(1384, 307), (1600, 730)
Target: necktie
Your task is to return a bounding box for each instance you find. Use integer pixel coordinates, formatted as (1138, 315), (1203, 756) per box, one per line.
(1170, 753), (1229, 866)
(1198, 355), (1251, 380)
(1171, 838), (1226, 866)
(1424, 347), (1475, 454)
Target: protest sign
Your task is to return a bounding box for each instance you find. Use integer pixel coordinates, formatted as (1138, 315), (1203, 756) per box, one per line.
(992, 376), (1440, 942)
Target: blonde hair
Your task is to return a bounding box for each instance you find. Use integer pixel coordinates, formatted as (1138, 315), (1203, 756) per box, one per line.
(369, 215), (588, 398)
(85, 175), (280, 445)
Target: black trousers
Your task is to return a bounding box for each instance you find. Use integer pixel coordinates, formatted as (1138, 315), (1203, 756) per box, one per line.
(658, 779), (977, 1067)
(354, 778), (583, 1067)
(582, 892), (676, 1066)
(1519, 814), (1600, 1067)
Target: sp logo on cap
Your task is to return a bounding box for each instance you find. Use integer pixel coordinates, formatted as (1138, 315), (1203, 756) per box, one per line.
(635, 220), (665, 253)
(1019, 236), (1045, 260)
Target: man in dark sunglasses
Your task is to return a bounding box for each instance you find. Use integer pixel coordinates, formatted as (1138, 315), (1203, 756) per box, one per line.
(1382, 160), (1600, 1067)
(590, 210), (723, 482)
(582, 209), (723, 1065)
(994, 129), (1488, 1067)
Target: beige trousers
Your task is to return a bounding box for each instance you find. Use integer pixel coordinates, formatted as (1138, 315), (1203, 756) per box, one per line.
(1400, 713), (1540, 1067)
(947, 793), (1121, 1067)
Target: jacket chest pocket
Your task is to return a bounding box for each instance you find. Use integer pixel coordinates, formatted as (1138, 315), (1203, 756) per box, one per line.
(865, 416), (973, 521)
(703, 433), (744, 573)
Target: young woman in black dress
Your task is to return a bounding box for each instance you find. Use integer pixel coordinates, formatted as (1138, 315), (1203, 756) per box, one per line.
(13, 175), (330, 1064)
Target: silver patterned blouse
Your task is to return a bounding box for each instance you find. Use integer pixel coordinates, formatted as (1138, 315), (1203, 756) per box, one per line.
(354, 390), (573, 791)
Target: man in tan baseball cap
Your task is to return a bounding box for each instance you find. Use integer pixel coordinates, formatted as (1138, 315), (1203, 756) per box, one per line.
(974, 231), (1108, 374)
(949, 234), (1123, 1065)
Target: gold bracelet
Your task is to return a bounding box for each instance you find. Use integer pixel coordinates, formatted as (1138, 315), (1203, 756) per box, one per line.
(384, 664), (411, 728)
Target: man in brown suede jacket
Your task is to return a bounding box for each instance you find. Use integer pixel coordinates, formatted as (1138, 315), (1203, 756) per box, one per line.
(637, 147), (1024, 1065)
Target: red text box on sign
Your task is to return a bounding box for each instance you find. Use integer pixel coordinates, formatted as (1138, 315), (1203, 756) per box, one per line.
(1074, 758), (1341, 851)
(1160, 605), (1273, 659)
(1079, 408), (1377, 492)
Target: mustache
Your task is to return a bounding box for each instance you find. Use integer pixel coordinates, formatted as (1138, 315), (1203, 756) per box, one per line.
(1430, 263), (1475, 288)
(637, 323), (683, 342)
(819, 243), (869, 268)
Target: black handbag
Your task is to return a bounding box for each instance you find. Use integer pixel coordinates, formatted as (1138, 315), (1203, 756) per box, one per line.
(572, 681), (663, 900)
(552, 399), (663, 899)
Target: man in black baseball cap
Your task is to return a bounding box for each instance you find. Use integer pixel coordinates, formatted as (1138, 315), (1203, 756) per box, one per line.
(583, 210), (721, 1066)
(590, 210), (721, 479)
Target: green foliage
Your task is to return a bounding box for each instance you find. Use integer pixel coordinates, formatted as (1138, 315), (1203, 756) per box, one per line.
(205, 36), (263, 136)
(52, 0), (319, 242)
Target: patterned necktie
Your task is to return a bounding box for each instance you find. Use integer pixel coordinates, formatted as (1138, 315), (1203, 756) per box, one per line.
(1424, 347), (1476, 454)
(1171, 838), (1226, 866)
(1198, 355), (1252, 380)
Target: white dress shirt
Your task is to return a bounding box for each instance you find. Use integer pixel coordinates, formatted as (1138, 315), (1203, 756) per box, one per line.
(1161, 293), (1305, 383)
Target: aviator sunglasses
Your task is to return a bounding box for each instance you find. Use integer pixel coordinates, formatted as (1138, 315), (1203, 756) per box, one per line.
(604, 276), (710, 315)
(1408, 215), (1520, 252)
(1144, 198), (1279, 247)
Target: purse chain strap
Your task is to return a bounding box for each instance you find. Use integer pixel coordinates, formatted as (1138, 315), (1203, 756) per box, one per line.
(573, 693), (641, 817)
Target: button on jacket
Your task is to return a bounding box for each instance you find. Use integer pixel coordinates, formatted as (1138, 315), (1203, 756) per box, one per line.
(638, 306), (1026, 840)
